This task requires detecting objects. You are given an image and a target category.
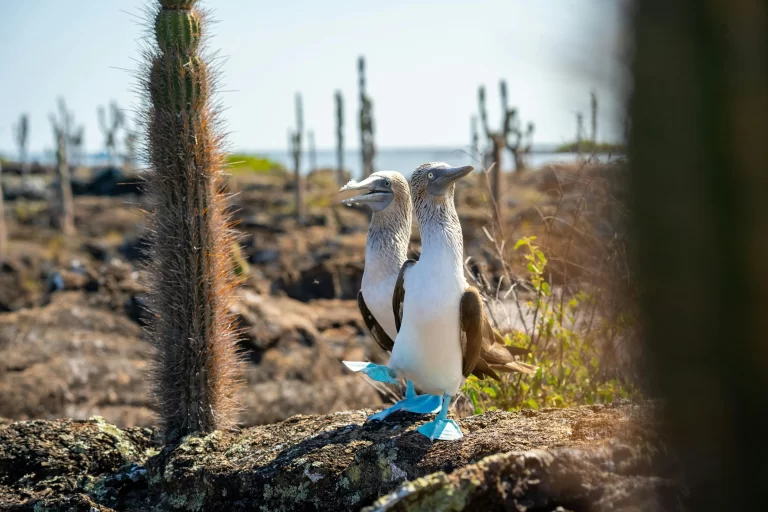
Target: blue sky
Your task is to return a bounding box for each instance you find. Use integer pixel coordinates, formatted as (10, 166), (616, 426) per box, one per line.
(0, 0), (628, 155)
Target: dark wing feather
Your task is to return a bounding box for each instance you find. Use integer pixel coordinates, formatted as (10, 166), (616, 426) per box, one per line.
(461, 287), (538, 380)
(460, 288), (485, 377)
(392, 259), (416, 332)
(358, 290), (394, 352)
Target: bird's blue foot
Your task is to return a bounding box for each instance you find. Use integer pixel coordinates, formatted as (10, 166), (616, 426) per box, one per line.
(368, 394), (443, 421)
(417, 418), (464, 441)
(415, 394), (463, 441)
(342, 361), (399, 385)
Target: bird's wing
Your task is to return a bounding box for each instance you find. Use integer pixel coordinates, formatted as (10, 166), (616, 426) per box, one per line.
(483, 320), (532, 357)
(392, 259), (416, 332)
(358, 290), (395, 352)
(461, 287), (538, 380)
(478, 318), (537, 377)
(460, 287), (485, 377)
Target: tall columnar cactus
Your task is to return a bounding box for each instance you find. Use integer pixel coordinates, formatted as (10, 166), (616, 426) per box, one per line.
(143, 0), (243, 442)
(575, 112), (584, 154)
(471, 115), (479, 157)
(335, 90), (344, 185)
(0, 160), (6, 262)
(590, 90), (598, 145)
(14, 114), (29, 182)
(478, 80), (535, 226)
(289, 93), (305, 225)
(358, 56), (376, 179)
(49, 99), (76, 236)
(99, 101), (124, 166)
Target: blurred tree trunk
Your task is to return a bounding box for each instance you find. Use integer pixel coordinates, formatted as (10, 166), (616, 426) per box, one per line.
(629, 0), (768, 510)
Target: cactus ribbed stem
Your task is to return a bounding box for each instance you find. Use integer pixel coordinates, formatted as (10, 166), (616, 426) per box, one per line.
(144, 0), (243, 442)
(290, 93), (305, 225)
(358, 56), (375, 179)
(335, 91), (344, 186)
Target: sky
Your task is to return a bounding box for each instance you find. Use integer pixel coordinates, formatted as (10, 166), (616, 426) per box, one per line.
(0, 0), (629, 156)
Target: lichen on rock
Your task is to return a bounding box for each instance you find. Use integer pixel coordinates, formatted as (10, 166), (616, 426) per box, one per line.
(0, 402), (679, 511)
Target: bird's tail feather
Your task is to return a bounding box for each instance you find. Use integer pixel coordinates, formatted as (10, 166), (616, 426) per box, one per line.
(489, 361), (538, 374)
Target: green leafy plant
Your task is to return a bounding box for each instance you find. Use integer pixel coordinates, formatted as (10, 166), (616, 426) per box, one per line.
(463, 235), (638, 413)
(226, 153), (284, 174)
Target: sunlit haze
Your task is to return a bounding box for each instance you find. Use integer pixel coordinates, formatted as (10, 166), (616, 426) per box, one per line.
(0, 0), (627, 155)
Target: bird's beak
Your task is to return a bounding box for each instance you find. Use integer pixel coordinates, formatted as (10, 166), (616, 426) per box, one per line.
(428, 165), (474, 196)
(339, 175), (394, 211)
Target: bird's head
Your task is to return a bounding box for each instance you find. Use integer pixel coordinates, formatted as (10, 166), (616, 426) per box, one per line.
(339, 171), (410, 213)
(409, 162), (473, 210)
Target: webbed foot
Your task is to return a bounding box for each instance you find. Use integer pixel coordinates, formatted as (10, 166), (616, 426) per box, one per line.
(342, 361), (399, 385)
(416, 418), (463, 441)
(368, 394), (443, 421)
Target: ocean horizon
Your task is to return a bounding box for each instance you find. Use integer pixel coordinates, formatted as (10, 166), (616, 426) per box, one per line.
(5, 145), (623, 179)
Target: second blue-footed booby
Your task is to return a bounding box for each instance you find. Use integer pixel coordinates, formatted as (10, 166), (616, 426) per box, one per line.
(388, 162), (535, 441)
(339, 171), (442, 419)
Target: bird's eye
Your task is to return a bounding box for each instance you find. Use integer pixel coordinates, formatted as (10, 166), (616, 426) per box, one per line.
(384, 179), (391, 187)
(427, 172), (434, 179)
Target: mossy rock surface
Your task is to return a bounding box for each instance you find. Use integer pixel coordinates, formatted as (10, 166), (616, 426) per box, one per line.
(0, 402), (679, 511)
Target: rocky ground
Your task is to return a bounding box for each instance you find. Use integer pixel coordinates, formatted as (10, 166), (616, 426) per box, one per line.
(0, 402), (680, 511)
(0, 161), (678, 511)
(0, 161), (629, 430)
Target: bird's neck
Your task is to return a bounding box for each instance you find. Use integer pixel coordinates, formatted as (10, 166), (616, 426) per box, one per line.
(418, 203), (464, 268)
(365, 208), (411, 278)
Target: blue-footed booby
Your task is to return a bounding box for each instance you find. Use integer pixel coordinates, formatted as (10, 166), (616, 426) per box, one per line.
(339, 171), (442, 419)
(388, 162), (535, 441)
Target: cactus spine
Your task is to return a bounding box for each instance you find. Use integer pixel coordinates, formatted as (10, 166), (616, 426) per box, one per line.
(49, 99), (76, 236)
(143, 0), (243, 442)
(358, 56), (375, 179)
(290, 93), (305, 225)
(478, 80), (535, 227)
(335, 90), (344, 185)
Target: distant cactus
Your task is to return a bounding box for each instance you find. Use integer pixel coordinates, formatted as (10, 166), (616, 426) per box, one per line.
(471, 115), (479, 157)
(335, 90), (344, 185)
(49, 99), (76, 236)
(14, 114), (29, 181)
(575, 112), (584, 154)
(0, 160), (6, 261)
(98, 101), (124, 166)
(358, 56), (376, 178)
(478, 80), (535, 225)
(289, 93), (305, 225)
(590, 90), (598, 145)
(142, 0), (243, 442)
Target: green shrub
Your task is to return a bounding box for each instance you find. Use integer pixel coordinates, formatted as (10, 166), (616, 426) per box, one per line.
(226, 153), (285, 174)
(463, 235), (639, 413)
